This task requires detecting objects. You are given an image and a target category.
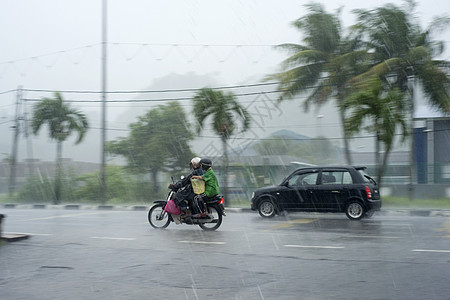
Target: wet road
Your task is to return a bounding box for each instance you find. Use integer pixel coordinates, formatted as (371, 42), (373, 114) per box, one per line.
(1, 208), (450, 300)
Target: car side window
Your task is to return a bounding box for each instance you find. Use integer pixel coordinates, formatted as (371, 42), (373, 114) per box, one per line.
(321, 171), (354, 185)
(342, 171), (353, 184)
(288, 172), (318, 186)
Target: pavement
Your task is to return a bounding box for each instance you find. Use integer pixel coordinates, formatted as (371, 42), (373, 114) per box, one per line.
(1, 203), (450, 244)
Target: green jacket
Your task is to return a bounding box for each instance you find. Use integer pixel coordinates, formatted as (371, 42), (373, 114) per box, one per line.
(202, 168), (220, 197)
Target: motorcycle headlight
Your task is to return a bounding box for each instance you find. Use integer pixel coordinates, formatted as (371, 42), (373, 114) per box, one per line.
(251, 192), (255, 199)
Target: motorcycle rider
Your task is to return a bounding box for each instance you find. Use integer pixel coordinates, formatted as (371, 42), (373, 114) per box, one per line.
(168, 157), (204, 215)
(191, 158), (220, 217)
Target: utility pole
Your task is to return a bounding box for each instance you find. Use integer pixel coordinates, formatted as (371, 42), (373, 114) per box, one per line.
(408, 74), (415, 201)
(100, 0), (108, 204)
(23, 99), (34, 177)
(9, 86), (22, 196)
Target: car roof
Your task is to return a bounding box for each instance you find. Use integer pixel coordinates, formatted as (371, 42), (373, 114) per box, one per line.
(293, 165), (367, 171)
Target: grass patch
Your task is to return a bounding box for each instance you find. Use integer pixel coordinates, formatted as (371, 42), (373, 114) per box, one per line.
(382, 196), (450, 209)
(229, 196), (450, 210)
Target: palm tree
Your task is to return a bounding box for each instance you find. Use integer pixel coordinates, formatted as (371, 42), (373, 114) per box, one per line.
(344, 77), (408, 186)
(352, 1), (450, 111)
(192, 88), (250, 205)
(32, 92), (89, 204)
(269, 2), (368, 164)
(352, 1), (450, 196)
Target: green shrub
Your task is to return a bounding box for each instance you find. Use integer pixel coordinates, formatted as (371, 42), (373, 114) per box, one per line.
(74, 166), (165, 204)
(12, 175), (55, 203)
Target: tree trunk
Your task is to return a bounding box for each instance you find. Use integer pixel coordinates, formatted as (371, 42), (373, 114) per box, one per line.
(378, 142), (393, 189)
(375, 130), (381, 184)
(338, 105), (352, 165)
(54, 141), (62, 204)
(221, 135), (228, 207)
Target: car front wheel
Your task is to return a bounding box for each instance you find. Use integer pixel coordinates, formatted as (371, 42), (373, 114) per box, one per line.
(258, 199), (276, 218)
(345, 201), (365, 220)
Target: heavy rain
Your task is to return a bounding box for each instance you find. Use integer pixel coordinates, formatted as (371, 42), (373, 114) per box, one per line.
(1, 0), (450, 299)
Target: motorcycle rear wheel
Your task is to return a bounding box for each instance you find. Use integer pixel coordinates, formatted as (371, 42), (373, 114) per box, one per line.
(198, 205), (223, 231)
(148, 203), (170, 229)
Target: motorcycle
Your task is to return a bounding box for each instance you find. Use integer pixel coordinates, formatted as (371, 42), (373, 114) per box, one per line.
(148, 177), (226, 231)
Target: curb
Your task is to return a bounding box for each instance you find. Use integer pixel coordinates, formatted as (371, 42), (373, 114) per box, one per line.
(2, 203), (450, 217)
(1, 234), (30, 243)
(1, 203), (152, 211)
(0, 204), (248, 213)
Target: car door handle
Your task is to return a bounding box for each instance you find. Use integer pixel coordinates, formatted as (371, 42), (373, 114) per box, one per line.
(331, 190), (340, 193)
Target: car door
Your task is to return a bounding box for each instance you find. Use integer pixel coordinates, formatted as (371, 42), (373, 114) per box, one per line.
(277, 170), (319, 210)
(315, 169), (353, 211)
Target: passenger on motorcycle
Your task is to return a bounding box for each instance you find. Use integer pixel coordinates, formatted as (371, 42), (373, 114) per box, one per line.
(168, 157), (204, 215)
(191, 158), (220, 217)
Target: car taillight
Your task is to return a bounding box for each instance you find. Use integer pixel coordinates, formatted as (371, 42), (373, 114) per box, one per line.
(365, 186), (372, 199)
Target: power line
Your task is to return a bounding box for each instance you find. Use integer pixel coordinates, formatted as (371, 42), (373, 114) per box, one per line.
(0, 44), (101, 65)
(77, 125), (450, 139)
(4, 40), (449, 68)
(16, 81), (333, 104)
(19, 81), (281, 94)
(1, 69), (355, 97)
(0, 119), (13, 125)
(0, 42), (277, 66)
(21, 90), (283, 103)
(0, 89), (18, 95)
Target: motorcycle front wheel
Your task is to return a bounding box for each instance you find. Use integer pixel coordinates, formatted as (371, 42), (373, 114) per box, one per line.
(198, 205), (223, 231)
(148, 203), (170, 229)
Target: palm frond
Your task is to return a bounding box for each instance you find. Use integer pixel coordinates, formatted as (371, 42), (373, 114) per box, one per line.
(275, 43), (309, 54)
(32, 92), (89, 143)
(281, 50), (327, 69)
(418, 62), (450, 113)
(192, 88), (251, 139)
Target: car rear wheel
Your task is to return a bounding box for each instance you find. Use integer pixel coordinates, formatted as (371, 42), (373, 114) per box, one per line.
(345, 201), (365, 220)
(258, 199), (276, 218)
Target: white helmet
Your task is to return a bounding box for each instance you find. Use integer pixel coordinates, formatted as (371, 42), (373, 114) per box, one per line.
(190, 157), (201, 168)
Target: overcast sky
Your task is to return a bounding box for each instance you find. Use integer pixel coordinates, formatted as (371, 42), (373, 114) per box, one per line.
(1, 0), (449, 162)
(1, 0), (449, 91)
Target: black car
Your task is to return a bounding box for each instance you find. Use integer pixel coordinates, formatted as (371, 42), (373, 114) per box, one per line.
(250, 166), (381, 220)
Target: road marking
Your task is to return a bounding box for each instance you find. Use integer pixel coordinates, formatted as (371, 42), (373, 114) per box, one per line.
(412, 249), (450, 253)
(89, 236), (136, 241)
(24, 211), (121, 221)
(284, 245), (345, 249)
(366, 223), (413, 226)
(344, 235), (401, 239)
(178, 241), (226, 245)
(436, 220), (450, 237)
